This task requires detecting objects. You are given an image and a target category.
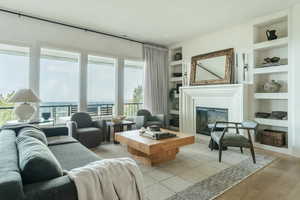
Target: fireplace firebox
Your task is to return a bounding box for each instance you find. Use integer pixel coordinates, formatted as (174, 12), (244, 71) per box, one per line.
(196, 107), (228, 136)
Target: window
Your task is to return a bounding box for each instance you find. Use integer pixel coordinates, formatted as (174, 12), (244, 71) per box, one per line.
(124, 60), (144, 116)
(0, 44), (29, 125)
(39, 48), (80, 123)
(87, 55), (116, 117)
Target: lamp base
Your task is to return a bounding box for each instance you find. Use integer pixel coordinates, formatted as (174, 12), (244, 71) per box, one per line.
(14, 103), (35, 122)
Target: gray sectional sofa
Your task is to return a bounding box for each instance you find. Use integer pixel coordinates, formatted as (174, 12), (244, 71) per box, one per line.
(0, 125), (102, 200)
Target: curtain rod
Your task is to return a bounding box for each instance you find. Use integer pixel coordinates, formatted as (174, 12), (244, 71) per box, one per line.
(0, 8), (147, 45)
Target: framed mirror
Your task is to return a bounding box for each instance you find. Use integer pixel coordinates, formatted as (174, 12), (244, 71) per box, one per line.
(190, 48), (234, 85)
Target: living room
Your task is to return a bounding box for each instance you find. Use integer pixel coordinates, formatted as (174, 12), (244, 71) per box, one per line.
(1, 1), (300, 200)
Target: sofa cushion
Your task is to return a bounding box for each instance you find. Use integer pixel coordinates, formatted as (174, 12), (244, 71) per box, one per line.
(47, 136), (78, 146)
(18, 127), (48, 145)
(49, 142), (100, 170)
(17, 136), (63, 184)
(0, 130), (24, 200)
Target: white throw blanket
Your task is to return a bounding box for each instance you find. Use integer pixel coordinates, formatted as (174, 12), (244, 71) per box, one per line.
(68, 158), (145, 200)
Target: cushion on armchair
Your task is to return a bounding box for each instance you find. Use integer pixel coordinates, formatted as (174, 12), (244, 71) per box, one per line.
(211, 132), (250, 147)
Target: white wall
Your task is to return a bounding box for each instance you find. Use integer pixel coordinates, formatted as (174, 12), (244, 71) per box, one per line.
(0, 12), (142, 60)
(290, 4), (300, 155)
(171, 6), (300, 156)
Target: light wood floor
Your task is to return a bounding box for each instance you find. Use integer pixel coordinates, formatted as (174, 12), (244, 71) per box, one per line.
(216, 149), (300, 200)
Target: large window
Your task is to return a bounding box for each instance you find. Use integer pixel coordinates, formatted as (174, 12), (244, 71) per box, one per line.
(39, 48), (80, 122)
(124, 60), (144, 116)
(87, 55), (115, 116)
(0, 44), (29, 125)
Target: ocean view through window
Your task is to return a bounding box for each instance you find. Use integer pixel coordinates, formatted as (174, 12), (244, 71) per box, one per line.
(124, 60), (144, 116)
(39, 48), (80, 124)
(0, 43), (29, 125)
(87, 55), (116, 117)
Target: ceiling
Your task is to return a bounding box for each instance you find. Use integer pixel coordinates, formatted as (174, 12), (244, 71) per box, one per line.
(0, 0), (299, 46)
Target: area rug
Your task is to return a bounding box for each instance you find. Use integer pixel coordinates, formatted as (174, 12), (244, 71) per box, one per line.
(166, 153), (276, 200)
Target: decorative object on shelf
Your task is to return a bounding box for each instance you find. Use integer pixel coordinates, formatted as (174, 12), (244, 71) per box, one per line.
(176, 83), (182, 93)
(265, 57), (280, 63)
(256, 57), (288, 68)
(9, 89), (41, 122)
(261, 129), (286, 147)
(190, 48), (234, 85)
(174, 52), (182, 61)
(42, 112), (51, 120)
(266, 30), (278, 41)
(111, 115), (126, 124)
(242, 53), (249, 83)
(270, 111), (287, 120)
(263, 80), (281, 93)
(169, 88), (178, 101)
(182, 62), (189, 86)
(255, 112), (271, 118)
(172, 72), (182, 77)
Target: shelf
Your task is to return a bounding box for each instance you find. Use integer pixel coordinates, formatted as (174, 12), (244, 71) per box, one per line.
(254, 142), (289, 154)
(170, 60), (182, 66)
(253, 37), (288, 51)
(254, 65), (288, 74)
(170, 110), (179, 115)
(254, 93), (288, 99)
(255, 118), (288, 127)
(170, 77), (183, 82)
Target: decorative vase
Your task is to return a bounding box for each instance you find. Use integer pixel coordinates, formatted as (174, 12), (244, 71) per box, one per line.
(263, 80), (281, 93)
(266, 30), (278, 41)
(174, 52), (182, 61)
(42, 112), (51, 120)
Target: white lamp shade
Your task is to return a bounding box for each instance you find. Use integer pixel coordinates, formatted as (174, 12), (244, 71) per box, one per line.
(9, 89), (40, 103)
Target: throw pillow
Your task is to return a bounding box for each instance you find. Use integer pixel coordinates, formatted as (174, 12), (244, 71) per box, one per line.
(18, 127), (48, 145)
(17, 136), (63, 184)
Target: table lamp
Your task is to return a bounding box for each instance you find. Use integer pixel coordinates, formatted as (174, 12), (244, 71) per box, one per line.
(9, 89), (41, 122)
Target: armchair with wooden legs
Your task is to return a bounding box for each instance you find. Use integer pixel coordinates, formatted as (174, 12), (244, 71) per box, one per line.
(210, 121), (258, 164)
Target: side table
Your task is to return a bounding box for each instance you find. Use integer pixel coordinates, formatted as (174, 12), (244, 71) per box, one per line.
(106, 120), (136, 144)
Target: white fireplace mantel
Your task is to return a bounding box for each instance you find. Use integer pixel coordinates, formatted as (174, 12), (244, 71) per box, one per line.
(179, 84), (249, 134)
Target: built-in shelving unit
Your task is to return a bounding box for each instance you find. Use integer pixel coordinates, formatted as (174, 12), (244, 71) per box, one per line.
(254, 93), (288, 99)
(254, 65), (288, 74)
(168, 47), (183, 130)
(252, 12), (290, 154)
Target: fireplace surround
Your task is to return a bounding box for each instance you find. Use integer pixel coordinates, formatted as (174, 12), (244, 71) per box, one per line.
(196, 107), (228, 135)
(180, 84), (248, 135)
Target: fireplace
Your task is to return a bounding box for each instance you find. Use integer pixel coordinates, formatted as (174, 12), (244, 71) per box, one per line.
(196, 107), (228, 136)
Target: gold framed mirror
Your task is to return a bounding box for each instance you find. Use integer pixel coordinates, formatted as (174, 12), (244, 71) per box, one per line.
(190, 48), (234, 85)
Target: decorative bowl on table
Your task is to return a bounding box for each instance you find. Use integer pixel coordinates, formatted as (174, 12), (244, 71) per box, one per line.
(42, 112), (51, 120)
(111, 115), (126, 124)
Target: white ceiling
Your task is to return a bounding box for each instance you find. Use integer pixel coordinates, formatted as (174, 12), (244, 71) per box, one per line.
(0, 0), (299, 46)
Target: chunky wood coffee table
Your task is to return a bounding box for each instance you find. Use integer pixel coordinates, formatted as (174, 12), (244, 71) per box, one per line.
(115, 129), (195, 166)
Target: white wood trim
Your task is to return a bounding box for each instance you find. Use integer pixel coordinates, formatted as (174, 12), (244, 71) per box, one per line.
(254, 65), (288, 74)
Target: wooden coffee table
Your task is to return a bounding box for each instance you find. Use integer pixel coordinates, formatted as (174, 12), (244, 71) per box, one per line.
(115, 129), (195, 166)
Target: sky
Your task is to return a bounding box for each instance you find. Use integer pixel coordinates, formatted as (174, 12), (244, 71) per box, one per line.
(0, 53), (144, 104)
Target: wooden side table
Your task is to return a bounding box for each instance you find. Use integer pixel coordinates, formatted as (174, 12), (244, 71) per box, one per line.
(106, 120), (136, 144)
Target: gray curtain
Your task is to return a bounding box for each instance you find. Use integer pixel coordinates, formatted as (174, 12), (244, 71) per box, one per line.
(143, 44), (168, 115)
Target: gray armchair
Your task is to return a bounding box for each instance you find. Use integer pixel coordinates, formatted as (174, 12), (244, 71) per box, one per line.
(210, 121), (258, 163)
(67, 112), (107, 148)
(136, 109), (165, 128)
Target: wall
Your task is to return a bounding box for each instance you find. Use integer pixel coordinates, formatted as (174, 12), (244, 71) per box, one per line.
(290, 4), (300, 155)
(171, 6), (300, 156)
